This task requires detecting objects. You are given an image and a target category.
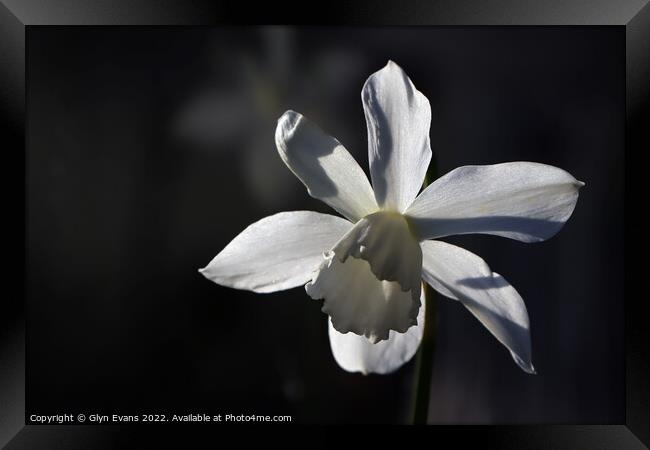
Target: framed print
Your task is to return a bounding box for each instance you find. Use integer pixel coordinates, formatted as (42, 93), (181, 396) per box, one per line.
(1, 0), (648, 447)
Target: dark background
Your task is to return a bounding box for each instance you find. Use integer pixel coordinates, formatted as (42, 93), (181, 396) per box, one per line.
(26, 26), (624, 424)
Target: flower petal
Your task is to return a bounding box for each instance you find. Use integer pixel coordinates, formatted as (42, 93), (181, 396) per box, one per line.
(406, 162), (584, 242)
(306, 252), (420, 344)
(420, 240), (535, 373)
(275, 110), (378, 222)
(199, 211), (353, 293)
(362, 61), (432, 212)
(327, 287), (425, 375)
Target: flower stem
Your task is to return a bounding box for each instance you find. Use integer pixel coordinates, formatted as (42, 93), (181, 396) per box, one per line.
(411, 157), (439, 425)
(410, 282), (437, 424)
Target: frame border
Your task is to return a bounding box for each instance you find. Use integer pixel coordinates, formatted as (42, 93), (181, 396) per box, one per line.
(2, 0), (648, 447)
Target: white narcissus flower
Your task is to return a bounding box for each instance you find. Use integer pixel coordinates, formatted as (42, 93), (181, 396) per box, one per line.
(200, 61), (584, 375)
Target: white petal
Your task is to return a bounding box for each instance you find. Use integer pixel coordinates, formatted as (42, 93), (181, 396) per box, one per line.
(362, 61), (432, 212)
(275, 110), (379, 222)
(327, 288), (425, 375)
(406, 162), (584, 242)
(420, 240), (535, 373)
(199, 211), (353, 293)
(306, 252), (420, 344)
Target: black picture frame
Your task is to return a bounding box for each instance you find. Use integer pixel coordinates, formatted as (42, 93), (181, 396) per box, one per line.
(1, 1), (647, 447)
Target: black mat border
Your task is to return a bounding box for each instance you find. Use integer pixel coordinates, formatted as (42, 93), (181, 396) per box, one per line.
(1, 1), (647, 447)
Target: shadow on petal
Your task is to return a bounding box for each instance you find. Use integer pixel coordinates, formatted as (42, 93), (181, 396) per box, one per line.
(409, 215), (567, 243)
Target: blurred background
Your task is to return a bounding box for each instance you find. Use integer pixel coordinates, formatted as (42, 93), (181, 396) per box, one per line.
(27, 26), (624, 423)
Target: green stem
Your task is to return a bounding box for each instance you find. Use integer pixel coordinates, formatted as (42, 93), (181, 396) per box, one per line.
(410, 282), (437, 424)
(410, 157), (439, 425)
(409, 155), (438, 425)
